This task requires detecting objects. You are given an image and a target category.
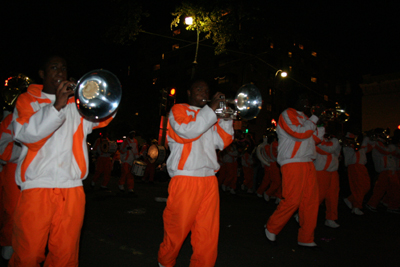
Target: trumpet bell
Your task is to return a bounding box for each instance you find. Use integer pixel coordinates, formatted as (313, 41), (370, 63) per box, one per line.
(235, 84), (262, 120)
(74, 69), (122, 120)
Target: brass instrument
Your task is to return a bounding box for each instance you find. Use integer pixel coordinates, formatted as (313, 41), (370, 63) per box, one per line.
(210, 83), (262, 120)
(2, 73), (33, 111)
(74, 69), (122, 121)
(312, 103), (349, 123)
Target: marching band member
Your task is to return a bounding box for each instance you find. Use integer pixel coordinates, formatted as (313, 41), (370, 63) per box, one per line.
(262, 133), (282, 204)
(141, 139), (158, 183)
(91, 132), (113, 189)
(241, 146), (255, 193)
(342, 132), (374, 215)
(158, 78), (233, 267)
(264, 91), (324, 248)
(220, 142), (239, 194)
(256, 140), (272, 198)
(118, 130), (139, 193)
(0, 112), (22, 260)
(366, 129), (399, 213)
(314, 128), (342, 228)
(9, 55), (114, 266)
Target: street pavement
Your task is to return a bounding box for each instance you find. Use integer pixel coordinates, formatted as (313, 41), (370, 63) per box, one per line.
(1, 173), (399, 267)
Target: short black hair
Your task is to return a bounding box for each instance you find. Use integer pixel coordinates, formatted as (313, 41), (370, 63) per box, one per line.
(38, 54), (67, 72)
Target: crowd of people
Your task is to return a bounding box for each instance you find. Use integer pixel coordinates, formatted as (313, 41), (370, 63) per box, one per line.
(0, 55), (399, 267)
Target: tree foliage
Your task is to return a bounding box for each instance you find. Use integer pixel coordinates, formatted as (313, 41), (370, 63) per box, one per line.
(170, 0), (265, 55)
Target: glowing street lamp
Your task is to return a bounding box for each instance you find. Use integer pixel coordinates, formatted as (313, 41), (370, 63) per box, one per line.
(275, 69), (287, 78)
(185, 16), (200, 66)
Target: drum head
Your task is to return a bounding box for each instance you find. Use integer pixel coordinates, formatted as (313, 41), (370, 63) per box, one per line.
(148, 145), (167, 164)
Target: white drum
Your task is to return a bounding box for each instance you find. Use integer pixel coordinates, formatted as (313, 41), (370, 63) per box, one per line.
(131, 161), (147, 176)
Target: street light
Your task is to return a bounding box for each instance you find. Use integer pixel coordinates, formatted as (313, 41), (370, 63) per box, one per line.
(275, 69), (287, 78)
(185, 16), (200, 65)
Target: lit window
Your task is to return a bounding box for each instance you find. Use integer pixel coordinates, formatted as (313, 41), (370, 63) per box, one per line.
(293, 43), (296, 46)
(135, 113), (139, 116)
(266, 104), (272, 111)
(153, 64), (160, 71)
(289, 66), (292, 72)
(269, 88), (272, 95)
(162, 54), (165, 60)
(152, 78), (158, 85)
(173, 29), (181, 36)
(299, 44), (304, 50)
(172, 44), (179, 50)
(311, 77), (317, 83)
(288, 52), (292, 58)
(270, 43), (274, 49)
(311, 51), (317, 57)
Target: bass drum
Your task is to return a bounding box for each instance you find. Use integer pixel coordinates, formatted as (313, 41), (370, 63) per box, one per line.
(147, 145), (167, 165)
(131, 161), (147, 176)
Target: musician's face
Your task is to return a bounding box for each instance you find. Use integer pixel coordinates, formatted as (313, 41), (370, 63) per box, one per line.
(188, 81), (209, 108)
(39, 56), (68, 95)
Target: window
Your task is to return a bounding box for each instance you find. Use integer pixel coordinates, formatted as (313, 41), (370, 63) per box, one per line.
(311, 77), (317, 83)
(288, 52), (292, 58)
(311, 51), (317, 57)
(299, 44), (304, 50)
(269, 88), (272, 95)
(270, 43), (274, 49)
(173, 29), (181, 36)
(324, 95), (328, 101)
(266, 104), (272, 112)
(152, 78), (158, 85)
(289, 66), (292, 72)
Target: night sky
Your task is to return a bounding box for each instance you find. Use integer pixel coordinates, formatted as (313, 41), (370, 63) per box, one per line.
(1, 1), (399, 81)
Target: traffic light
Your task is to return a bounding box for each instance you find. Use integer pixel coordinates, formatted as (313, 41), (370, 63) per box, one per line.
(159, 88), (168, 116)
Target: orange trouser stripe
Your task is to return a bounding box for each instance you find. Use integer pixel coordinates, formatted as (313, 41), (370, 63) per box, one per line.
(266, 162), (319, 244)
(317, 170), (339, 220)
(368, 170), (400, 209)
(118, 162), (134, 190)
(347, 164), (370, 209)
(92, 157), (112, 186)
(0, 163), (20, 246)
(9, 187), (85, 267)
(265, 162), (282, 198)
(158, 175), (219, 267)
(256, 165), (271, 195)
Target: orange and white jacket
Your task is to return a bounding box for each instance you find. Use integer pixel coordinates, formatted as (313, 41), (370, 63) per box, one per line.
(314, 137), (341, 172)
(12, 84), (113, 191)
(0, 113), (22, 164)
(167, 103), (234, 177)
(119, 137), (139, 164)
(342, 136), (373, 167)
(276, 108), (324, 166)
(371, 140), (396, 173)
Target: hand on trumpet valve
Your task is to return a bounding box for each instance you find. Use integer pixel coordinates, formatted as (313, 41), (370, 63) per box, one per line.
(208, 92), (226, 111)
(54, 80), (76, 111)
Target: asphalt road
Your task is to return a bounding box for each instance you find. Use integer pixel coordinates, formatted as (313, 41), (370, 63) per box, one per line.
(1, 172), (399, 267)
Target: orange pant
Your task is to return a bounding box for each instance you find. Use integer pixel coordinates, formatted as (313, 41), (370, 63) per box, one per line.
(9, 187), (85, 267)
(0, 162), (20, 247)
(242, 166), (254, 189)
(142, 159), (156, 182)
(368, 170), (400, 209)
(317, 170), (339, 221)
(92, 157), (112, 186)
(266, 162), (319, 244)
(264, 162), (282, 199)
(256, 165), (271, 195)
(347, 164), (370, 209)
(118, 162), (134, 190)
(222, 162), (238, 189)
(158, 175), (219, 267)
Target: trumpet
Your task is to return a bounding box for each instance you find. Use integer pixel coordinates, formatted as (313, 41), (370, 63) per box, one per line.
(206, 83), (262, 120)
(72, 69), (122, 121)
